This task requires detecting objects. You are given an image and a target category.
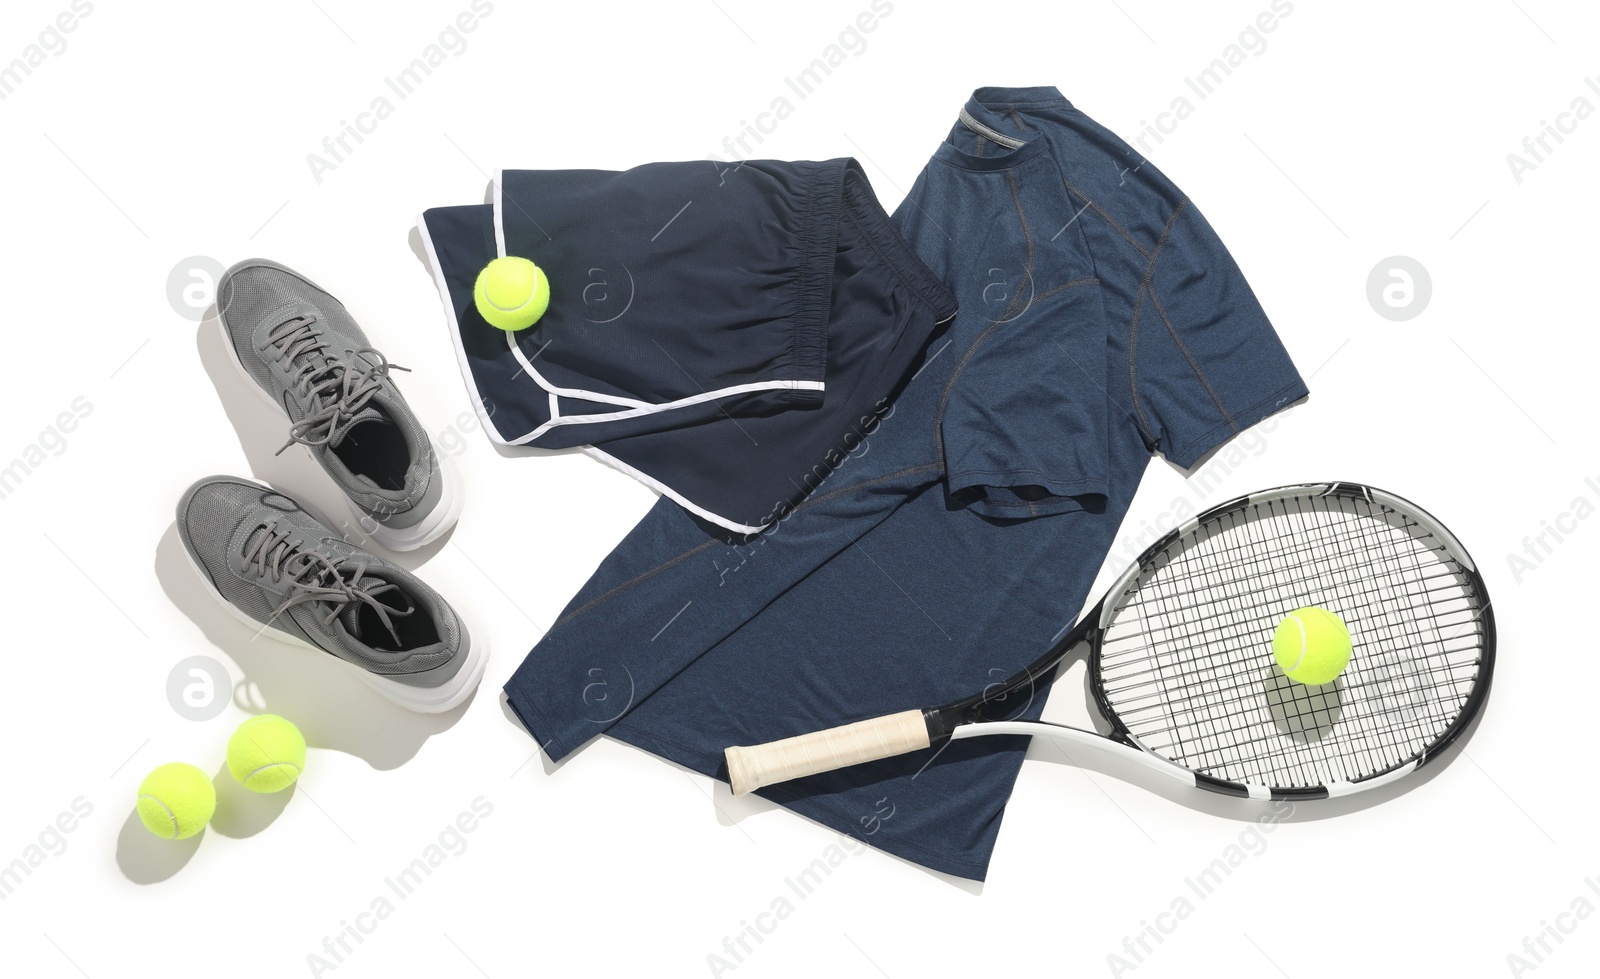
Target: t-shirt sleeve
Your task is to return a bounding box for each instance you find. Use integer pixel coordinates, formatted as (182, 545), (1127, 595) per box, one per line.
(1130, 202), (1308, 469)
(938, 280), (1110, 518)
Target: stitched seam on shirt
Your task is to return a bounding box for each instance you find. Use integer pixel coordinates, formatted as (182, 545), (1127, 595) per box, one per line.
(934, 169), (1035, 438)
(998, 169), (1037, 324)
(1128, 292), (1152, 442)
(1030, 276), (1100, 305)
(554, 538), (724, 628)
(934, 320), (1005, 457)
(791, 462), (942, 512)
(1061, 175), (1151, 258)
(1127, 198), (1190, 448)
(1148, 284), (1237, 433)
(1168, 379), (1304, 465)
(951, 467), (1106, 484)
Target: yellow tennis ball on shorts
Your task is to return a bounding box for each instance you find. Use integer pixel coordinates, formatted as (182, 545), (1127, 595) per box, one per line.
(137, 762), (217, 840)
(474, 256), (550, 331)
(227, 714), (307, 794)
(1273, 606), (1353, 686)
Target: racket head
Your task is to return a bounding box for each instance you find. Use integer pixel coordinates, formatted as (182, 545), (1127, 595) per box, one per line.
(1082, 482), (1493, 799)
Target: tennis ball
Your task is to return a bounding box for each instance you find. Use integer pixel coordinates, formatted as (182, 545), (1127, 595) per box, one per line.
(227, 714), (306, 794)
(1273, 607), (1353, 686)
(474, 256), (550, 331)
(136, 762), (216, 840)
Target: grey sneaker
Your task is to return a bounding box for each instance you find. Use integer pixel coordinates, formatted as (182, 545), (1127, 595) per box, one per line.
(216, 258), (462, 551)
(177, 476), (487, 713)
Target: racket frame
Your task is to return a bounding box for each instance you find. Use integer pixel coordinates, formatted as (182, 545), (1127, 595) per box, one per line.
(915, 482), (1495, 800)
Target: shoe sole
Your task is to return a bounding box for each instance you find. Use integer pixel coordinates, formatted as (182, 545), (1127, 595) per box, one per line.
(180, 524), (490, 714)
(214, 284), (464, 552)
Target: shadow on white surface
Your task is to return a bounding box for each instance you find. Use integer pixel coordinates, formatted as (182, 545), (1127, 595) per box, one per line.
(114, 810), (202, 885)
(112, 768), (298, 884)
(153, 522), (472, 770)
(207, 761), (294, 839)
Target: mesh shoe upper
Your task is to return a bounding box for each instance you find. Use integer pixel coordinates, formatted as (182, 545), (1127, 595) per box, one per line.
(177, 476), (464, 686)
(216, 259), (440, 525)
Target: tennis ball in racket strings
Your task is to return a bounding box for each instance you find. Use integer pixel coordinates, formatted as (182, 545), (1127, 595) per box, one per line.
(474, 256), (550, 331)
(1272, 607), (1353, 685)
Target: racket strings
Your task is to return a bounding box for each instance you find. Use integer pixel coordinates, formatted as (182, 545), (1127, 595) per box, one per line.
(1101, 572), (1473, 666)
(1097, 493), (1487, 790)
(1104, 518), (1465, 683)
(1202, 500), (1477, 784)
(1172, 499), (1477, 786)
(1112, 506), (1455, 616)
(1105, 631), (1482, 709)
(1100, 570), (1483, 704)
(1116, 658), (1473, 777)
(1329, 497), (1466, 776)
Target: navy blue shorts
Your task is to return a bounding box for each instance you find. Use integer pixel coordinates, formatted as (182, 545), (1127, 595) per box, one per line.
(418, 158), (955, 533)
(502, 88), (1310, 881)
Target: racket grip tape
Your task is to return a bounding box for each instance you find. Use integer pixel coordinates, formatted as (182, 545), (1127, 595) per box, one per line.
(724, 710), (932, 795)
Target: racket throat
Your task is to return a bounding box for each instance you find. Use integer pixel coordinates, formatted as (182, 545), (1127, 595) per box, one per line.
(922, 707), (963, 743)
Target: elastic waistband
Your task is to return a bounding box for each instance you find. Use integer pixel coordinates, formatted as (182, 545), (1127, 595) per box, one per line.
(838, 159), (959, 321)
(786, 161), (844, 395)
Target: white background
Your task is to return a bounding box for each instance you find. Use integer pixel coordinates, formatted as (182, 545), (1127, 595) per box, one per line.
(1, 1), (1595, 977)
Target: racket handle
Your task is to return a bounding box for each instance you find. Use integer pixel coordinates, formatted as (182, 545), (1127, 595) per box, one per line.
(725, 710), (932, 795)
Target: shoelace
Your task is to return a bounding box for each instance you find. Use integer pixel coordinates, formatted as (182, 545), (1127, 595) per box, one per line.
(242, 520), (414, 648)
(265, 313), (410, 455)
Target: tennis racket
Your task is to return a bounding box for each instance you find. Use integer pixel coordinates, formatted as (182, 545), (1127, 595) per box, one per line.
(725, 482), (1494, 800)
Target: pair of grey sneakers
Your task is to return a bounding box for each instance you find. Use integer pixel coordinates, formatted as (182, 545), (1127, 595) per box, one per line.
(177, 260), (485, 713)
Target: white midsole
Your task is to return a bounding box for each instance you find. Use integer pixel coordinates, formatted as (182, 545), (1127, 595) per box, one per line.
(179, 533), (488, 714)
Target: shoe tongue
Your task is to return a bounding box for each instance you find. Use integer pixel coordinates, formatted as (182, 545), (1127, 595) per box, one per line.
(336, 572), (409, 644)
(336, 602), (367, 637)
(327, 406), (388, 448)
